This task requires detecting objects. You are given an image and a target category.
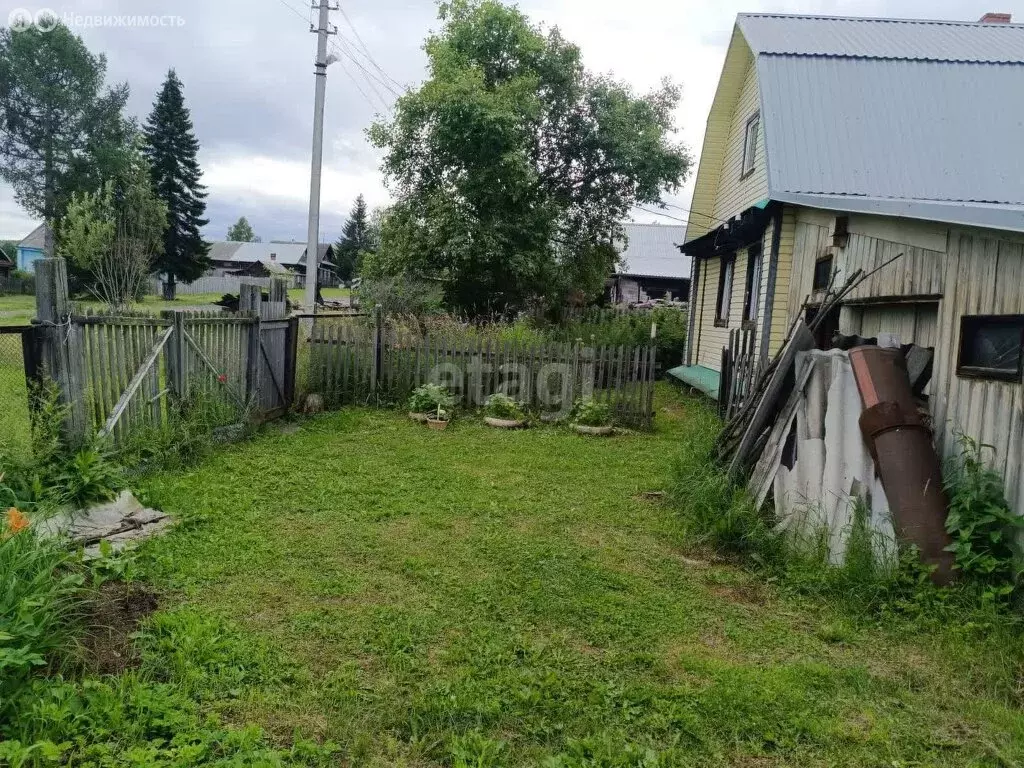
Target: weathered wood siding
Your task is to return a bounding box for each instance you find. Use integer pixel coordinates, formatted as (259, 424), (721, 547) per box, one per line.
(932, 229), (1024, 516)
(839, 303), (939, 347)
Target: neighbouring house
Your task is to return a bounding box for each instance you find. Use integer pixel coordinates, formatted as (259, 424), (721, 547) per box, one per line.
(206, 241), (337, 287)
(608, 223), (690, 305)
(0, 245), (13, 279)
(15, 223), (52, 272)
(675, 12), (1024, 513)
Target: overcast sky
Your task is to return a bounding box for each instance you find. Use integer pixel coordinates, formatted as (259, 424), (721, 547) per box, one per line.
(2, 0), (1022, 242)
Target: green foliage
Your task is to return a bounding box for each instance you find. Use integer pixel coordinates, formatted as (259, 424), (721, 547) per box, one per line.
(225, 215), (257, 242)
(369, 0), (690, 316)
(1, 380), (122, 510)
(334, 194), (375, 282)
(408, 384), (456, 413)
(0, 22), (133, 224)
(57, 184), (116, 273)
(484, 393), (525, 420)
(143, 69), (210, 295)
(0, 527), (84, 722)
(944, 435), (1024, 599)
(571, 398), (613, 427)
(549, 307), (688, 367)
(358, 274), (444, 318)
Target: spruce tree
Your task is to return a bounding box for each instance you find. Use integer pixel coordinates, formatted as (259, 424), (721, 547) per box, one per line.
(334, 194), (372, 282)
(143, 69), (209, 299)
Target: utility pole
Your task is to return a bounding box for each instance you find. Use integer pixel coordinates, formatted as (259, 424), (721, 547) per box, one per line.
(304, 0), (336, 311)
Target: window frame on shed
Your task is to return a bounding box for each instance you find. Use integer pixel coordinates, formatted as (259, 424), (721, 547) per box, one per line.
(956, 314), (1024, 381)
(714, 254), (735, 327)
(742, 243), (762, 329)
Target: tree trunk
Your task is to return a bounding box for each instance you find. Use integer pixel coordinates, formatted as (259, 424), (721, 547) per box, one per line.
(163, 274), (177, 301)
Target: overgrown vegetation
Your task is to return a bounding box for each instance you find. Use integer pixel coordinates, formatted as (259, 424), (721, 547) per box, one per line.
(570, 398), (613, 427)
(483, 392), (525, 421)
(407, 383), (456, 415)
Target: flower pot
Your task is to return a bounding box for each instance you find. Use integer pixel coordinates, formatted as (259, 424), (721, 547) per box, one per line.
(427, 418), (450, 430)
(484, 416), (526, 429)
(409, 411), (430, 423)
(573, 424), (614, 436)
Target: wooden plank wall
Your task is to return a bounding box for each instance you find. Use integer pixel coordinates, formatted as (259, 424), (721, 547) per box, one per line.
(932, 229), (1024, 517)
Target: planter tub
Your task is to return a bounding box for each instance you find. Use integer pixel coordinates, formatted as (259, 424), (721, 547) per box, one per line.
(484, 416), (526, 429)
(409, 411), (430, 423)
(574, 424), (614, 436)
(427, 419), (450, 431)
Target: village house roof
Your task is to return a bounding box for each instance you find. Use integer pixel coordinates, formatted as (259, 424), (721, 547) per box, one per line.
(18, 223), (50, 250)
(615, 223), (690, 279)
(725, 13), (1024, 232)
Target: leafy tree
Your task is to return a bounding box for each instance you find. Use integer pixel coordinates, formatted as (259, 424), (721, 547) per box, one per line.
(143, 69), (209, 299)
(334, 194), (374, 282)
(226, 216), (259, 242)
(0, 21), (132, 255)
(369, 0), (689, 316)
(58, 145), (167, 310)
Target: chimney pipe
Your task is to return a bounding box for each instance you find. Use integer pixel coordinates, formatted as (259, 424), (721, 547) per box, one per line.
(979, 12), (1012, 23)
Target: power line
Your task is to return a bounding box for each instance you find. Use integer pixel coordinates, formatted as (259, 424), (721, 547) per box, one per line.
(336, 5), (405, 92)
(636, 206), (690, 224)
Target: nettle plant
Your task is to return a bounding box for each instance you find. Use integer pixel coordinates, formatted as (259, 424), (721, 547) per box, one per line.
(408, 384), (456, 414)
(571, 398), (613, 427)
(484, 393), (526, 421)
(944, 435), (1024, 601)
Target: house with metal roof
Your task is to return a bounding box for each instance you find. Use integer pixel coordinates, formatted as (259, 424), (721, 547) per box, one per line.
(608, 223), (690, 305)
(15, 223), (52, 272)
(207, 241), (338, 287)
(676, 11), (1024, 514)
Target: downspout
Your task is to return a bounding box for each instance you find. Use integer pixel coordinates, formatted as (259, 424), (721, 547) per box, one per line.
(759, 206), (783, 363)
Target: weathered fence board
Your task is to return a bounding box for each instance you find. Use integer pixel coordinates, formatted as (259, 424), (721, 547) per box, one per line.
(303, 313), (657, 428)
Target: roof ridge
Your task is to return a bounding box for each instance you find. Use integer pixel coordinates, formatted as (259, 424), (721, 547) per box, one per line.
(759, 52), (1024, 64)
(738, 12), (1024, 28)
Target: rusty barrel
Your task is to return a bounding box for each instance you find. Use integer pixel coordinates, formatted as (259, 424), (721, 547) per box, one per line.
(850, 347), (955, 585)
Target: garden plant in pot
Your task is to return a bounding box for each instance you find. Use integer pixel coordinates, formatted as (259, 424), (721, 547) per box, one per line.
(571, 398), (614, 436)
(408, 384), (454, 423)
(483, 393), (527, 429)
(427, 404), (451, 430)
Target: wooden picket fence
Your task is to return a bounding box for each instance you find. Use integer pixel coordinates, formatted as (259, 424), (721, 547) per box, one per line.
(304, 312), (657, 428)
(718, 327), (763, 420)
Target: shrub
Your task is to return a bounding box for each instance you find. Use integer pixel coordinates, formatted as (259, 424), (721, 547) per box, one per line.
(484, 393), (525, 421)
(944, 435), (1024, 601)
(408, 384), (455, 414)
(570, 399), (612, 427)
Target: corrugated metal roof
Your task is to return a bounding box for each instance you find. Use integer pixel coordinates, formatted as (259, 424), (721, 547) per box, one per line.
(736, 14), (1024, 232)
(210, 242), (307, 266)
(615, 223), (689, 279)
(738, 13), (1024, 62)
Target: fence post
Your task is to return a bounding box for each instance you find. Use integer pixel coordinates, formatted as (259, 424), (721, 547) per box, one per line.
(169, 311), (187, 400)
(34, 258), (87, 443)
(370, 303), (383, 396)
(284, 316), (299, 409)
(240, 284), (262, 408)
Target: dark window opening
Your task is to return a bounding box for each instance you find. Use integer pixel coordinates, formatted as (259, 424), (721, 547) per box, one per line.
(742, 243), (762, 327)
(813, 253), (833, 292)
(715, 255), (735, 326)
(741, 113), (759, 178)
(957, 315), (1024, 380)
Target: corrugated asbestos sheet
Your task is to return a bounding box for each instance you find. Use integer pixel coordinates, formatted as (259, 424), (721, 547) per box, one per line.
(616, 223), (690, 279)
(758, 56), (1024, 206)
(737, 13), (1024, 63)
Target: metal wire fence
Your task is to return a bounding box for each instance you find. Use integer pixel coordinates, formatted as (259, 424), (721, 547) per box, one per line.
(0, 328), (33, 462)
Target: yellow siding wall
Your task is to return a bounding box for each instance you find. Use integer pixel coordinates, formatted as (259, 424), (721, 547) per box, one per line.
(711, 59), (769, 224)
(768, 207), (796, 356)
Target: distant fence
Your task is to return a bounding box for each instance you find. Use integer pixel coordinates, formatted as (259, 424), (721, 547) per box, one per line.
(303, 312), (657, 428)
(0, 276), (34, 296)
(149, 274), (299, 297)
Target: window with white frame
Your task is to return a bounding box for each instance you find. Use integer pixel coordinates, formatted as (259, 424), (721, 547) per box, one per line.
(715, 255), (735, 325)
(743, 243), (762, 326)
(741, 113), (759, 178)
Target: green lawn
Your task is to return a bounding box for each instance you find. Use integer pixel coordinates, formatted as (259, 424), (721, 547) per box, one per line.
(136, 386), (1024, 766)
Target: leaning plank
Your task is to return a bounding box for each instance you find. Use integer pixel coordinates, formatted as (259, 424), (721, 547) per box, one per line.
(183, 328), (248, 408)
(727, 322), (815, 479)
(99, 327), (174, 438)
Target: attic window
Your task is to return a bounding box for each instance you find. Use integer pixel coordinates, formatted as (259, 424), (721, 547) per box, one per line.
(741, 113), (759, 178)
(270, 253), (276, 261)
(957, 315), (1024, 381)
